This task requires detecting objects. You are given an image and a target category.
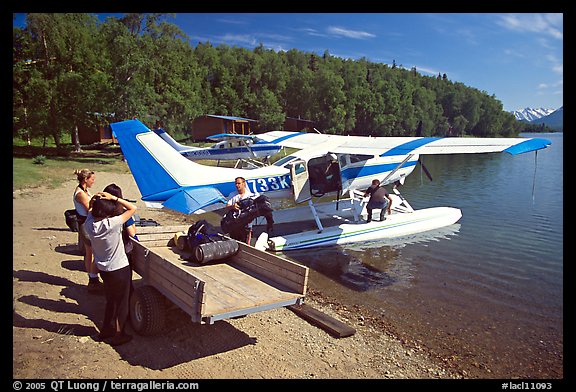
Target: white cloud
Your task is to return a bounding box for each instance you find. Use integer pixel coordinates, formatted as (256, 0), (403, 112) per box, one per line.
(497, 13), (563, 40)
(219, 33), (258, 46)
(327, 26), (375, 39)
(298, 27), (328, 38)
(552, 64), (563, 75)
(215, 18), (249, 26)
(412, 66), (440, 76)
(538, 79), (563, 91)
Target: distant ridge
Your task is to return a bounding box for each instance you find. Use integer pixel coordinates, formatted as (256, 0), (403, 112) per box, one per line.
(530, 107), (563, 131)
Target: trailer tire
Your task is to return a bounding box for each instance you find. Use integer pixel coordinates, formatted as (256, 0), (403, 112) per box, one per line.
(130, 285), (166, 336)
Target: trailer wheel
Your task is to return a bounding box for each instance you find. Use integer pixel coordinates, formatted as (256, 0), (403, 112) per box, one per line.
(130, 285), (166, 336)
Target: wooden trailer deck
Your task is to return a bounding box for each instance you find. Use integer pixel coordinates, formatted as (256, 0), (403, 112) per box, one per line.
(129, 225), (308, 332)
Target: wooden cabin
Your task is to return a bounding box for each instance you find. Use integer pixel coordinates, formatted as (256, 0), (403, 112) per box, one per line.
(76, 124), (117, 145)
(284, 117), (315, 132)
(192, 115), (259, 141)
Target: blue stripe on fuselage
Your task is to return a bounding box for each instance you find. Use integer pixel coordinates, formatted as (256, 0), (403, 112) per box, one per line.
(269, 132), (307, 144)
(141, 174), (293, 203)
(341, 160), (417, 183)
(207, 146), (280, 155)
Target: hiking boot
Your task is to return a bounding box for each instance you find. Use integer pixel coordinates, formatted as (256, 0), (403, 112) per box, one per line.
(110, 333), (132, 346)
(87, 277), (104, 293)
(93, 326), (115, 342)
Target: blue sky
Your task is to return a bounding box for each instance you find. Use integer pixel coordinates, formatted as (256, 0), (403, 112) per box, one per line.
(14, 13), (563, 112)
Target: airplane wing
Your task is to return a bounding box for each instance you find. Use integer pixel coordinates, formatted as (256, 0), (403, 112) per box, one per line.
(258, 131), (551, 156)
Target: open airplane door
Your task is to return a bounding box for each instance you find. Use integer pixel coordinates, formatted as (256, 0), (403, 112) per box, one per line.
(290, 160), (311, 204)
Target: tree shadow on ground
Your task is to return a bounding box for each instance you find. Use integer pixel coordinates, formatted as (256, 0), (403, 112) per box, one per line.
(13, 269), (257, 370)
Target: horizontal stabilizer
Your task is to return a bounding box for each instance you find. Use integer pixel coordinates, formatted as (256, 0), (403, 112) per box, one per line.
(153, 128), (199, 152)
(162, 186), (227, 215)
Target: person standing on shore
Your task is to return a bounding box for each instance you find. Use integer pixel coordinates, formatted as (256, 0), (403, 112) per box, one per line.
(84, 191), (137, 346)
(103, 183), (138, 296)
(102, 183), (138, 257)
(73, 169), (102, 292)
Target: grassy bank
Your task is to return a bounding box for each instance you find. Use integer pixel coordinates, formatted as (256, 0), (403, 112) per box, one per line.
(13, 152), (130, 191)
(13, 138), (295, 191)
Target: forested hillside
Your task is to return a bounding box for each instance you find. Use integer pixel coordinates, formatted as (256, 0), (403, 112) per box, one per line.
(13, 13), (530, 149)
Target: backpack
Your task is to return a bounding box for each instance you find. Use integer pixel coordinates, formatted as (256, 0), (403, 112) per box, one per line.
(64, 209), (79, 232)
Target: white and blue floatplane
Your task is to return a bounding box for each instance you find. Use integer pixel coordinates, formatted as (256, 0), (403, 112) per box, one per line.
(152, 127), (282, 167)
(110, 119), (551, 251)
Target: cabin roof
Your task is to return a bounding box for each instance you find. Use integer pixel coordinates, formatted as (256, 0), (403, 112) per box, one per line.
(206, 115), (258, 122)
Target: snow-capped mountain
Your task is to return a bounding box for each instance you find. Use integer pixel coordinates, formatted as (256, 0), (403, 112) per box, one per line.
(511, 107), (555, 122)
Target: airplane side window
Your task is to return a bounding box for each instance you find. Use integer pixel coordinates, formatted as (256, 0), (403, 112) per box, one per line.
(339, 155), (348, 168)
(294, 163), (306, 175)
(349, 154), (372, 163)
(274, 155), (297, 167)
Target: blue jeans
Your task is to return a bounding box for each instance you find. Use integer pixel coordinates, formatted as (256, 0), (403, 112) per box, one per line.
(366, 199), (389, 222)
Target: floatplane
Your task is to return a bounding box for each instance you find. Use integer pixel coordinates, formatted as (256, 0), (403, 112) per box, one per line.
(152, 127), (282, 167)
(110, 119), (551, 251)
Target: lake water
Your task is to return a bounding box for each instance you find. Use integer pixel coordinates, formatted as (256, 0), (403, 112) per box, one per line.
(280, 133), (563, 378)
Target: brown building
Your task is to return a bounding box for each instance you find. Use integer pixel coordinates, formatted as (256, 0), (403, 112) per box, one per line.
(76, 124), (117, 145)
(192, 115), (259, 141)
(284, 117), (315, 132)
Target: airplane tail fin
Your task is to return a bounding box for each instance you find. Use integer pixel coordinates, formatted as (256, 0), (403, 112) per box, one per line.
(111, 120), (181, 199)
(111, 119), (230, 214)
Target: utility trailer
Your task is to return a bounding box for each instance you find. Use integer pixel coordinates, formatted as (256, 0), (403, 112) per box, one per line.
(128, 225), (308, 335)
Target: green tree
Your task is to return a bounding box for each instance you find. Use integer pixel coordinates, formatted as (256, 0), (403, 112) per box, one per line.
(13, 14), (524, 144)
(98, 14), (155, 122)
(283, 49), (315, 120)
(311, 66), (346, 133)
(15, 13), (103, 149)
(253, 87), (285, 130)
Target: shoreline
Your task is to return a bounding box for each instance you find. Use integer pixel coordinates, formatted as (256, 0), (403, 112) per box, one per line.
(12, 170), (561, 379)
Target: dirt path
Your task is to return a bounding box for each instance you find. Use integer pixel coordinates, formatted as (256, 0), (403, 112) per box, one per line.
(13, 170), (459, 379)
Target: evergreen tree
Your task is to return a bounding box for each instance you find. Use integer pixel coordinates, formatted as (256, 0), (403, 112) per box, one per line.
(13, 13), (526, 147)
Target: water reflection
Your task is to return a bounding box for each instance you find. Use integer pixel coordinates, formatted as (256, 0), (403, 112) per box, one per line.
(281, 224), (461, 292)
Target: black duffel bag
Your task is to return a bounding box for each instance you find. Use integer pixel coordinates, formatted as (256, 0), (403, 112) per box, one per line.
(186, 220), (238, 264)
(64, 209), (79, 232)
(220, 195), (274, 234)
